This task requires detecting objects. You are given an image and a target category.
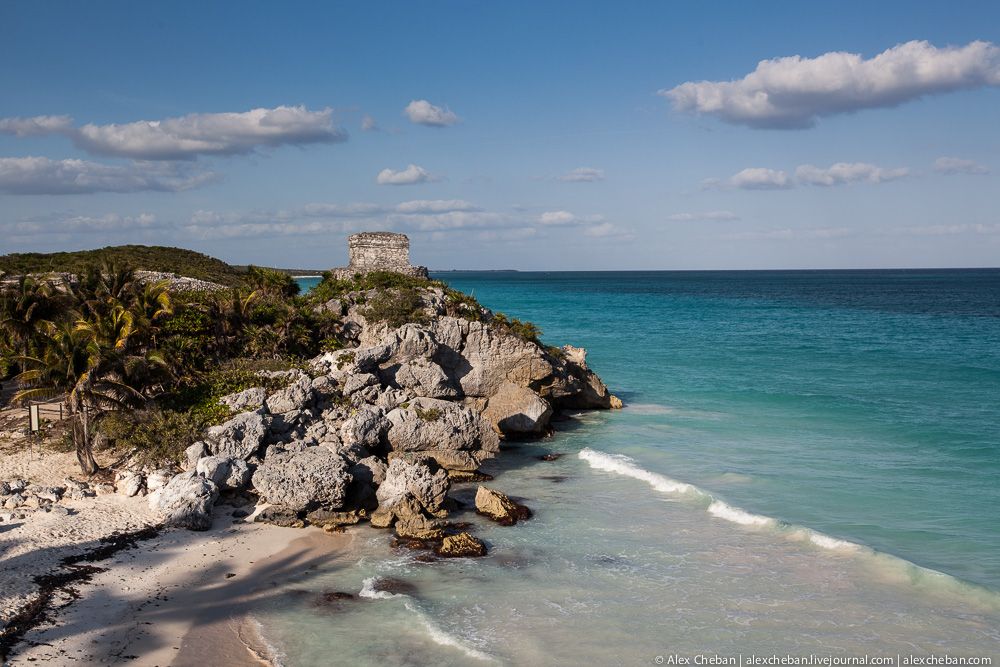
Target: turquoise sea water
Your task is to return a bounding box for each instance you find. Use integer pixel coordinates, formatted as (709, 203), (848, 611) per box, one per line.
(277, 270), (1000, 664)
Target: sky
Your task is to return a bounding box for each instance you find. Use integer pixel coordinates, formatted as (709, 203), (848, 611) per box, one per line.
(1, 1), (999, 271)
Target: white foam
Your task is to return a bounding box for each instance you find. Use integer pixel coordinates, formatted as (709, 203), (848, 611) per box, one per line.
(807, 531), (861, 552)
(578, 448), (705, 497)
(359, 576), (402, 600)
(707, 500), (775, 527)
(403, 600), (496, 662)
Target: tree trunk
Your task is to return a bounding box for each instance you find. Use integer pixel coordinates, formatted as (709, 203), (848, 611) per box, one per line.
(73, 404), (99, 476)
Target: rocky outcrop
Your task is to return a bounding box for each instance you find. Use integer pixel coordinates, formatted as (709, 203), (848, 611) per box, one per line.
(149, 472), (218, 530)
(370, 457), (449, 538)
(475, 486), (532, 526)
(219, 387), (266, 413)
(251, 448), (352, 512)
(205, 410), (269, 460)
(480, 382), (553, 436)
(385, 397), (500, 471)
(434, 532), (487, 558)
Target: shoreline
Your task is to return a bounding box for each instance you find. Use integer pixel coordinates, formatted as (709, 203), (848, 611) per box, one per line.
(6, 515), (351, 666)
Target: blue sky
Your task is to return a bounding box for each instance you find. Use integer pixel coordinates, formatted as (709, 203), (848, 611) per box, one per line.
(1, 1), (999, 270)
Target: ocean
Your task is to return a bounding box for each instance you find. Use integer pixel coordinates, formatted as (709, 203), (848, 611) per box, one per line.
(278, 270), (1000, 665)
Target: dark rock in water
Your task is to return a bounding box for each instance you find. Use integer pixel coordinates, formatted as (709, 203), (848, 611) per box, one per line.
(447, 469), (494, 483)
(434, 532), (487, 558)
(370, 577), (419, 596)
(254, 505), (305, 528)
(475, 486), (532, 526)
(312, 590), (355, 608)
(391, 536), (433, 551)
(537, 453), (562, 461)
(540, 475), (567, 484)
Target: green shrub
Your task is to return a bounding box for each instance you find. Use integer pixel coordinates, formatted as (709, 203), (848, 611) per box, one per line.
(491, 312), (543, 344)
(414, 406), (442, 422)
(360, 287), (428, 328)
(98, 408), (204, 467)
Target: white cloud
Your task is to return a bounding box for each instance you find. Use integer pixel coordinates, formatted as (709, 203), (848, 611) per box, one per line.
(0, 156), (218, 194)
(394, 199), (479, 214)
(721, 227), (853, 241)
(796, 162), (909, 186)
(583, 222), (621, 237)
(0, 106), (345, 160)
(934, 156), (990, 175)
(665, 211), (740, 222)
(8, 212), (161, 236)
(404, 100), (461, 127)
(559, 167), (605, 182)
(662, 40), (1000, 128)
(888, 223), (1000, 236)
(539, 210), (579, 226)
(361, 114), (379, 131)
(0, 115), (74, 137)
(376, 164), (434, 185)
(729, 167), (792, 190)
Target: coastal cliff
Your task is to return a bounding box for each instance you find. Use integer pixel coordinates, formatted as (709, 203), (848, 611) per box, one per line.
(150, 278), (620, 550)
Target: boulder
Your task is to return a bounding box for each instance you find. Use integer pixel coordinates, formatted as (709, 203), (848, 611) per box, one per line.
(265, 373), (314, 414)
(184, 441), (208, 470)
(205, 410), (268, 460)
(196, 456), (252, 490)
(305, 508), (365, 529)
(351, 456), (388, 486)
(341, 372), (379, 396)
(385, 398), (500, 466)
(434, 532), (487, 558)
(115, 470), (145, 497)
(150, 471), (218, 530)
(475, 486), (532, 526)
(481, 382), (553, 436)
(339, 406), (389, 450)
(145, 468), (175, 493)
(253, 505), (304, 528)
(383, 358), (458, 399)
(370, 457), (450, 531)
(251, 448), (352, 512)
(219, 386), (266, 413)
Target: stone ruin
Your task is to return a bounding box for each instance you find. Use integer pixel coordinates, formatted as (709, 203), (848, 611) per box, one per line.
(330, 232), (429, 280)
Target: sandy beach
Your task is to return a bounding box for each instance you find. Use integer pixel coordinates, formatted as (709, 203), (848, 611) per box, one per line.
(0, 434), (352, 666)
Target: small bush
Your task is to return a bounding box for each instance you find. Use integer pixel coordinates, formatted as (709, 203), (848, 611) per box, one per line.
(415, 406), (442, 422)
(98, 408), (204, 468)
(491, 312), (543, 344)
(360, 287), (428, 328)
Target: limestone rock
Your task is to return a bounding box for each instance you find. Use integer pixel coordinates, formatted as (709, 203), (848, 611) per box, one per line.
(150, 471), (218, 530)
(339, 405), (389, 450)
(475, 486), (532, 526)
(434, 532), (487, 558)
(115, 470), (145, 497)
(205, 410), (268, 460)
(146, 468), (176, 493)
(196, 456), (252, 490)
(385, 397), (500, 465)
(370, 457), (449, 530)
(384, 357), (458, 399)
(341, 372), (379, 396)
(251, 448), (352, 512)
(265, 373), (314, 414)
(481, 382), (553, 436)
(254, 505), (304, 528)
(305, 508), (365, 529)
(219, 386), (266, 413)
(351, 456), (388, 487)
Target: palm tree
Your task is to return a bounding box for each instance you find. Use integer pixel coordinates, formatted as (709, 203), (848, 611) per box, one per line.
(15, 319), (141, 473)
(0, 274), (62, 373)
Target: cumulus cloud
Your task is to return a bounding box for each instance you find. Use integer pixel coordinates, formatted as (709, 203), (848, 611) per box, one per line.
(0, 115), (74, 137)
(376, 164), (435, 185)
(559, 167), (605, 182)
(361, 114), (379, 131)
(729, 167), (792, 190)
(934, 156), (990, 175)
(0, 106), (345, 160)
(796, 162), (909, 186)
(888, 223), (1000, 236)
(404, 100), (461, 127)
(662, 40), (1000, 129)
(665, 211), (740, 222)
(0, 156), (218, 194)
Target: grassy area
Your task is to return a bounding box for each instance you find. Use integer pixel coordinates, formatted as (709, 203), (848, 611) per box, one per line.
(0, 245), (248, 286)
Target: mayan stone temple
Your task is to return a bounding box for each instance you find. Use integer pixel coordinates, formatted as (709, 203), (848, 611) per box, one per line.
(330, 232), (429, 279)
